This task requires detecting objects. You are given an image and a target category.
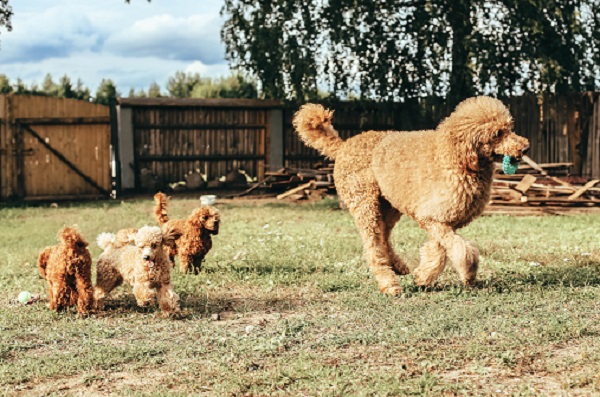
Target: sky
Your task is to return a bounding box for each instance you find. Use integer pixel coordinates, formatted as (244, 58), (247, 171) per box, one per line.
(0, 0), (231, 94)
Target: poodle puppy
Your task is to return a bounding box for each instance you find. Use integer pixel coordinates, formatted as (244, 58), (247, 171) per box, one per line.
(37, 226), (93, 315)
(154, 192), (220, 274)
(293, 96), (530, 295)
(94, 225), (181, 315)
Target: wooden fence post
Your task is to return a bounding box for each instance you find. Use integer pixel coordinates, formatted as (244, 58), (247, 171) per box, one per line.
(117, 104), (136, 191)
(269, 108), (284, 171)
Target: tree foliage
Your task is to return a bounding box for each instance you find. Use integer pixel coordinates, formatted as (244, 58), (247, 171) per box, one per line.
(222, 0), (600, 102)
(165, 72), (258, 98)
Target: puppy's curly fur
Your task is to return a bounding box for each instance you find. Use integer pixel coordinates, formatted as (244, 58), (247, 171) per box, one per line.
(94, 225), (181, 315)
(154, 192), (220, 274)
(294, 96), (530, 295)
(37, 226), (93, 315)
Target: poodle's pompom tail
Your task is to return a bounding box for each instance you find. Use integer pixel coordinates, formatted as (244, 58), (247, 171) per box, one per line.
(293, 104), (343, 159)
(97, 232), (116, 251)
(58, 226), (88, 247)
(154, 192), (169, 225)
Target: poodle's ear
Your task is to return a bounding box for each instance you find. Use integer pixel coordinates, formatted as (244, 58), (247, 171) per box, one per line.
(464, 148), (480, 173)
(161, 224), (182, 248)
(37, 247), (51, 279)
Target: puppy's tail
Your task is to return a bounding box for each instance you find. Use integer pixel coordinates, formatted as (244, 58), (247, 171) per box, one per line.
(97, 232), (116, 251)
(37, 247), (52, 279)
(292, 104), (343, 159)
(154, 192), (169, 225)
(58, 226), (88, 248)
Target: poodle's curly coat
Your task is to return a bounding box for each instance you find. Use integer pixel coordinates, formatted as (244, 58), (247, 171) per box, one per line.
(294, 96), (530, 295)
(153, 192), (220, 274)
(37, 226), (94, 315)
(94, 225), (181, 315)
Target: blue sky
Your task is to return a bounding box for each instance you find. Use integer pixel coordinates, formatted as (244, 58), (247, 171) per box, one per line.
(0, 0), (231, 93)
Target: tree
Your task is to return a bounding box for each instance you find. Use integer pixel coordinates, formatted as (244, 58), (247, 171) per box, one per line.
(222, 0), (600, 102)
(0, 74), (12, 94)
(0, 0), (12, 46)
(94, 79), (119, 105)
(167, 71), (258, 98)
(148, 82), (162, 97)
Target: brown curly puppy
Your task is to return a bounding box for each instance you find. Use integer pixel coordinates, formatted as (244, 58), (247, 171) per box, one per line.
(37, 226), (93, 315)
(154, 192), (220, 274)
(294, 96), (530, 295)
(94, 225), (181, 315)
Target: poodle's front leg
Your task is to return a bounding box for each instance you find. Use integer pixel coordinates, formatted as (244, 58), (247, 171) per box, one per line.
(191, 255), (205, 274)
(156, 282), (180, 315)
(414, 224), (479, 286)
(132, 282), (156, 307)
(179, 255), (194, 273)
(443, 234), (479, 286)
(413, 239), (447, 286)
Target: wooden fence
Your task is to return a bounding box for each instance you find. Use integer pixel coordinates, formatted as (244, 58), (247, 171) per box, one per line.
(117, 98), (281, 192)
(0, 95), (112, 201)
(1, 93), (598, 201)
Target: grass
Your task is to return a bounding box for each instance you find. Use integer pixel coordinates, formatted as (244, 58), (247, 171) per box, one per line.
(1, 197), (599, 396)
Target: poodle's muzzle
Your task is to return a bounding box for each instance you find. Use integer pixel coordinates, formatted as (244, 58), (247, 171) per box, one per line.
(141, 247), (156, 262)
(494, 133), (530, 164)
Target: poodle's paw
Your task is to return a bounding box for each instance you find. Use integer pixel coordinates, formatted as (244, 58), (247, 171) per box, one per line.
(391, 258), (410, 276)
(413, 268), (435, 287)
(379, 284), (402, 296)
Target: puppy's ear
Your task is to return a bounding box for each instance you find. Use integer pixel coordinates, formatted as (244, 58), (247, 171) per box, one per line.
(161, 224), (182, 248)
(37, 247), (51, 279)
(463, 147), (479, 173)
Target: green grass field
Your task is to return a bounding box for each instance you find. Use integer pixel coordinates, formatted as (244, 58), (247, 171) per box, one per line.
(1, 197), (599, 396)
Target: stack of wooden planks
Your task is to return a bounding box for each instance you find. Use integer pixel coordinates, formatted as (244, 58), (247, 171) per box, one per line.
(489, 156), (600, 215)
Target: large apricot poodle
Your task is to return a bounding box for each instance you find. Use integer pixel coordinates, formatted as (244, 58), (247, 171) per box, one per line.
(293, 96), (529, 295)
(154, 192), (220, 274)
(94, 225), (181, 315)
(37, 226), (94, 315)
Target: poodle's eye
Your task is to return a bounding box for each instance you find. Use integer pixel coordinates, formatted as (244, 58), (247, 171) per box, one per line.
(495, 130), (505, 138)
(151, 243), (157, 249)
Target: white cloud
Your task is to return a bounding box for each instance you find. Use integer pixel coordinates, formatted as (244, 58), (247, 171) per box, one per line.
(0, 0), (229, 92)
(104, 14), (224, 64)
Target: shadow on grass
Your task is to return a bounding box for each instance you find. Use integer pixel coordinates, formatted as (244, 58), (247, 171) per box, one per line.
(403, 261), (600, 295)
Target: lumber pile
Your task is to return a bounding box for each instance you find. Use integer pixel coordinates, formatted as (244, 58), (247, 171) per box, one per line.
(489, 155), (600, 214)
(231, 163), (336, 201)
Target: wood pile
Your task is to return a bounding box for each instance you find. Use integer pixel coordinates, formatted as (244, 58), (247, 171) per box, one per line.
(231, 163), (335, 201)
(489, 155), (600, 215)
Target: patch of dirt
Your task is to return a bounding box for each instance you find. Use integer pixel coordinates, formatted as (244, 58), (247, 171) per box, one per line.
(10, 367), (170, 397)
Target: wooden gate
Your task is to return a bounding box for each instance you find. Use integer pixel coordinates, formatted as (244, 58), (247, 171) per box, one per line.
(0, 95), (111, 200)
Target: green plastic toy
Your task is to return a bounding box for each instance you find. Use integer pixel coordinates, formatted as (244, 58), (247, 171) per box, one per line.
(502, 155), (519, 175)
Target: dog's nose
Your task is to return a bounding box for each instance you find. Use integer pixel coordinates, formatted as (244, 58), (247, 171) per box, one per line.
(143, 255), (150, 260)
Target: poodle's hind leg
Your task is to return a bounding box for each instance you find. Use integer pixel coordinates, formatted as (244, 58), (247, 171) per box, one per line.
(346, 192), (401, 295)
(75, 270), (94, 315)
(156, 283), (180, 315)
(93, 263), (123, 310)
(380, 197), (409, 276)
